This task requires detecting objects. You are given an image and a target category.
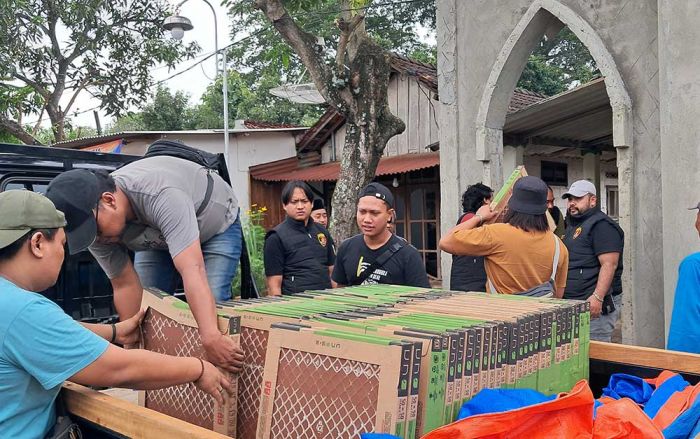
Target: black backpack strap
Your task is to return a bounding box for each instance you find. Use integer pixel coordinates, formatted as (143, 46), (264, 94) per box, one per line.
(355, 241), (405, 284)
(195, 171), (214, 217)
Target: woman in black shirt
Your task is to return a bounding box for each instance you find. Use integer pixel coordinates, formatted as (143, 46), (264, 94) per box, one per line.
(449, 183), (493, 292)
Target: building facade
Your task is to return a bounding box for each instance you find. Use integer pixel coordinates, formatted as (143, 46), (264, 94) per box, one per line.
(436, 0), (699, 347)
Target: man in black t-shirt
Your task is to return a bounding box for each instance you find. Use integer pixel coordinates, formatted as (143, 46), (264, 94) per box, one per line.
(562, 180), (624, 342)
(332, 183), (430, 288)
(264, 181), (335, 295)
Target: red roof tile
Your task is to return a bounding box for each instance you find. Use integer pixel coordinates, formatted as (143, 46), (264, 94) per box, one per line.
(508, 88), (548, 112)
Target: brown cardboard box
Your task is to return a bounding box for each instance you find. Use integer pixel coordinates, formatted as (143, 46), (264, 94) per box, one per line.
(139, 289), (240, 437)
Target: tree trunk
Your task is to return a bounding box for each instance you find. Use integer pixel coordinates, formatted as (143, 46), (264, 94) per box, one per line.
(329, 37), (405, 242)
(0, 114), (42, 144)
(253, 0), (405, 243)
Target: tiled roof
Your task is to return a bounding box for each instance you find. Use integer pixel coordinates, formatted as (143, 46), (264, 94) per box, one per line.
(389, 53), (438, 92)
(508, 88), (548, 112)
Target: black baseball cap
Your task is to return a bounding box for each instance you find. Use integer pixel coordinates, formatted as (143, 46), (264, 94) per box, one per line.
(46, 169), (111, 254)
(311, 198), (325, 212)
(359, 182), (394, 208)
(508, 176), (548, 215)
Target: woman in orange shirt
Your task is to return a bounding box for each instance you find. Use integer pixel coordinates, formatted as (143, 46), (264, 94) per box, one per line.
(440, 176), (568, 297)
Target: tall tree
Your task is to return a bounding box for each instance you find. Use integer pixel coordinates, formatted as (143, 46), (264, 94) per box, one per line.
(518, 27), (600, 96)
(0, 0), (199, 144)
(226, 0), (435, 127)
(189, 71), (250, 129)
(140, 86), (194, 131)
(229, 0), (435, 241)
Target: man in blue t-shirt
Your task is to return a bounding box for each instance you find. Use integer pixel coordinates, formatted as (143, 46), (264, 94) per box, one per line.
(667, 202), (700, 353)
(0, 190), (234, 437)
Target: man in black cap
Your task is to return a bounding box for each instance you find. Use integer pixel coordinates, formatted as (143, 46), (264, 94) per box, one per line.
(264, 181), (335, 295)
(46, 157), (244, 373)
(310, 198), (329, 228)
(561, 179), (624, 342)
(440, 176), (569, 296)
(332, 182), (430, 288)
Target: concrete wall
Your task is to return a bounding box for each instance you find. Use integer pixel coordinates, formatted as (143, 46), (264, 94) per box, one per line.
(437, 0), (667, 346)
(321, 73), (440, 163)
(119, 132), (298, 213)
(658, 1), (700, 335)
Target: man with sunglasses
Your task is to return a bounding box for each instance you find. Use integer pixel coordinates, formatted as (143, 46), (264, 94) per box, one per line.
(46, 156), (244, 373)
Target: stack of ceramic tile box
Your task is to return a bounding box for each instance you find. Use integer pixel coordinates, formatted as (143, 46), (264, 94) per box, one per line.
(139, 284), (589, 438)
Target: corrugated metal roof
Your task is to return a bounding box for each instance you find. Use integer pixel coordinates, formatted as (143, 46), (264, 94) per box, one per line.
(250, 152), (439, 182)
(504, 78), (612, 149)
(52, 126), (308, 150)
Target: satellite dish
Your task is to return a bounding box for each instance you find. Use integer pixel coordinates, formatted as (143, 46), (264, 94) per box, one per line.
(269, 82), (325, 104)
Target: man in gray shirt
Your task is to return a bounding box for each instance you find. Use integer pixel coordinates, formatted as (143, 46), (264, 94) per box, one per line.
(47, 156), (244, 372)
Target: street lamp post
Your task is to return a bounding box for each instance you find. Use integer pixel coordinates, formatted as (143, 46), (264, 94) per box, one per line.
(163, 0), (229, 168)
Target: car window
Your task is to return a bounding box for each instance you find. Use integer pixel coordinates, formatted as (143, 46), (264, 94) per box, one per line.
(4, 182), (30, 191)
(1, 180), (52, 193)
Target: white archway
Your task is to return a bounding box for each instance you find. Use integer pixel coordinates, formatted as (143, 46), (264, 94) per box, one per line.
(474, 0), (636, 342)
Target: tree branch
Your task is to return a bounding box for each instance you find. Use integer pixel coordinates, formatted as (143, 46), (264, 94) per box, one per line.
(253, 0), (352, 110)
(40, 0), (65, 62)
(63, 78), (91, 114)
(31, 105), (46, 136)
(12, 72), (50, 99)
(0, 113), (42, 145)
(335, 14), (364, 76)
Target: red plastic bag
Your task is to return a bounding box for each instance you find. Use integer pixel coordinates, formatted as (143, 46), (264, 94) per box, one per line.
(421, 380), (594, 439)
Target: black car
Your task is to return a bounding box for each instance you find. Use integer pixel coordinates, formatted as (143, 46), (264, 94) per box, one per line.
(0, 143), (139, 322)
(0, 142), (258, 323)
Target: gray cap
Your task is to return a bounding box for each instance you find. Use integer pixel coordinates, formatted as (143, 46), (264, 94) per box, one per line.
(562, 180), (597, 198)
(689, 202), (700, 210)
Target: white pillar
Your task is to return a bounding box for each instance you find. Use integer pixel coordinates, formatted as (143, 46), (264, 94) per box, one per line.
(503, 145), (524, 174)
(582, 152), (601, 193)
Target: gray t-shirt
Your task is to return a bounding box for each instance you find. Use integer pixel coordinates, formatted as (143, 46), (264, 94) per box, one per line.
(89, 156), (239, 279)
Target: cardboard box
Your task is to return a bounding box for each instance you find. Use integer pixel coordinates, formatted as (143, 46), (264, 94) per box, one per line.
(139, 289), (240, 437)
